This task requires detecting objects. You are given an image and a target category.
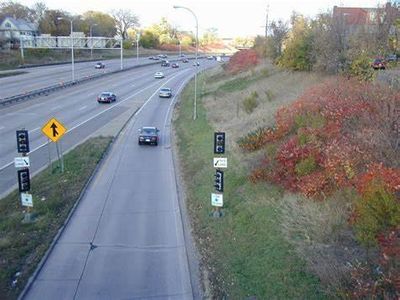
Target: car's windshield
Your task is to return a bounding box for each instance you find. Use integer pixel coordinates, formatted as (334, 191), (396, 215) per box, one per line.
(160, 88), (170, 92)
(100, 93), (110, 97)
(142, 128), (156, 134)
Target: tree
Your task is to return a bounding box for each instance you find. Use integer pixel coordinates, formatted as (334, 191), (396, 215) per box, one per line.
(111, 9), (139, 40)
(266, 20), (288, 60)
(146, 18), (177, 45)
(278, 14), (313, 71)
(0, 0), (34, 21)
(82, 11), (116, 37)
(38, 10), (70, 36)
(31, 1), (47, 24)
(201, 27), (219, 46)
(140, 29), (159, 48)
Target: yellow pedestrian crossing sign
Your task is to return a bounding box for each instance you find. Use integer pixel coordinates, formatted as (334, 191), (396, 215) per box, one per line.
(42, 118), (67, 142)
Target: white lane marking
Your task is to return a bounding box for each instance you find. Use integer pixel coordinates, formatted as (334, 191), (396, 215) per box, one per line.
(50, 105), (62, 111)
(0, 69), (190, 172)
(78, 105), (87, 111)
(30, 127), (40, 133)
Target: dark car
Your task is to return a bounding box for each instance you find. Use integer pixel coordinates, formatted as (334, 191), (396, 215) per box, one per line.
(138, 127), (159, 146)
(171, 63), (179, 68)
(159, 88), (172, 98)
(161, 60), (170, 67)
(97, 92), (116, 103)
(371, 58), (386, 70)
(95, 62), (105, 69)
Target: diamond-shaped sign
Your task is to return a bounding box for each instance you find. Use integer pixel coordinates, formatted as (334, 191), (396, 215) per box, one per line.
(42, 118), (67, 142)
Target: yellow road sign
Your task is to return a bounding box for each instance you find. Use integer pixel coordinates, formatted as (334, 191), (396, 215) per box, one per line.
(42, 118), (67, 142)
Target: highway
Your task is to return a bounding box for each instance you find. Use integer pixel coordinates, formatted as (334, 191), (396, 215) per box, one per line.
(0, 58), (216, 299)
(0, 58), (212, 197)
(0, 55), (186, 99)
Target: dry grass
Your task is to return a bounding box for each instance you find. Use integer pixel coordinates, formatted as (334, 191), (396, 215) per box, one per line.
(278, 192), (367, 295)
(203, 60), (325, 160)
(198, 60), (365, 296)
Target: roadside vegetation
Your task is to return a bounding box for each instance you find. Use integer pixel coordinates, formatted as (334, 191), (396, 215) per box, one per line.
(175, 46), (399, 298)
(0, 136), (112, 299)
(174, 57), (326, 298)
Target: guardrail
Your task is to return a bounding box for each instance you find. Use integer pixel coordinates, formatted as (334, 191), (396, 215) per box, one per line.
(0, 56), (206, 107)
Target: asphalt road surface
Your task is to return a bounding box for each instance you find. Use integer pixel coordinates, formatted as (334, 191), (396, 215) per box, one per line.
(22, 61), (200, 299)
(0, 59), (213, 198)
(0, 55), (187, 99)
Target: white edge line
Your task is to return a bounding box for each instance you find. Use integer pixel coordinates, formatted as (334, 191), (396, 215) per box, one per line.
(0, 69), (190, 172)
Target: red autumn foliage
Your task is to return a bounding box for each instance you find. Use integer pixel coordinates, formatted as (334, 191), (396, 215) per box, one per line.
(239, 78), (400, 198)
(225, 49), (259, 74)
(355, 164), (400, 196)
(349, 227), (400, 299)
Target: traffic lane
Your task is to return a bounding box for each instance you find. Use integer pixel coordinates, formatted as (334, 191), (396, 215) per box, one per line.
(0, 68), (194, 197)
(0, 55), (186, 99)
(0, 62), (185, 167)
(23, 69), (195, 299)
(0, 59), (194, 139)
(72, 70), (194, 299)
(0, 57), (207, 148)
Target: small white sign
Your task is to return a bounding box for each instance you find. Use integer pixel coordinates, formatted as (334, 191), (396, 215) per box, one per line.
(14, 157), (30, 168)
(213, 157), (227, 168)
(21, 193), (33, 207)
(211, 193), (223, 207)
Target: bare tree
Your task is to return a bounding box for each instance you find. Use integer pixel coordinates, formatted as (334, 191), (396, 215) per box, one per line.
(111, 9), (139, 40)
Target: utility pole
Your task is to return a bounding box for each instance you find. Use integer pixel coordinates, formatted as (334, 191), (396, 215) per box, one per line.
(265, 3), (270, 38)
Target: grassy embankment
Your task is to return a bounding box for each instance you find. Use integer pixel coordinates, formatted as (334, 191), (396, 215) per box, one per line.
(0, 136), (112, 299)
(173, 61), (328, 298)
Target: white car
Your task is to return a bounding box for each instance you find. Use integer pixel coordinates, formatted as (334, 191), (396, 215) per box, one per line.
(154, 72), (165, 79)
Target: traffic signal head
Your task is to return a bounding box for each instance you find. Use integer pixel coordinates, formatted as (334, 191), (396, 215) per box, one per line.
(214, 132), (225, 154)
(214, 169), (224, 192)
(17, 169), (30, 192)
(16, 130), (30, 153)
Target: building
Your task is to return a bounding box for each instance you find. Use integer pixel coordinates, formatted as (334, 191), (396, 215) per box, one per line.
(0, 16), (38, 48)
(333, 3), (399, 35)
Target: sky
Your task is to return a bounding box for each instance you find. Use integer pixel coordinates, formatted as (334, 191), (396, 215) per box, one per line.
(16, 0), (384, 37)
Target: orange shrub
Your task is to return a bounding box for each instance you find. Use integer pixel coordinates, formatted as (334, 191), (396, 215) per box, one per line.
(225, 49), (259, 74)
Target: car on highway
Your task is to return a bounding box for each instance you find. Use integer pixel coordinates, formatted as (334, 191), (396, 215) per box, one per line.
(161, 60), (170, 67)
(154, 71), (165, 79)
(95, 62), (105, 69)
(207, 56), (214, 60)
(182, 58), (189, 63)
(158, 54), (167, 59)
(171, 63), (179, 68)
(193, 61), (200, 66)
(159, 87), (172, 98)
(138, 127), (160, 146)
(97, 92), (116, 103)
(371, 58), (386, 70)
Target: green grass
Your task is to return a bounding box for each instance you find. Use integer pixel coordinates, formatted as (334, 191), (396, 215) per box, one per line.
(0, 136), (112, 299)
(174, 73), (325, 298)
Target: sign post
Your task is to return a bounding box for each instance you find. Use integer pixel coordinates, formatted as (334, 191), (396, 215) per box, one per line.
(15, 129), (33, 222)
(42, 118), (67, 173)
(212, 132), (226, 218)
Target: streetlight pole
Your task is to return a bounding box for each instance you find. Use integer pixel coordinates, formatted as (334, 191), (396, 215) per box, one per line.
(57, 17), (75, 82)
(173, 5), (198, 120)
(70, 20), (74, 82)
(89, 23), (97, 60)
(136, 32), (140, 62)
